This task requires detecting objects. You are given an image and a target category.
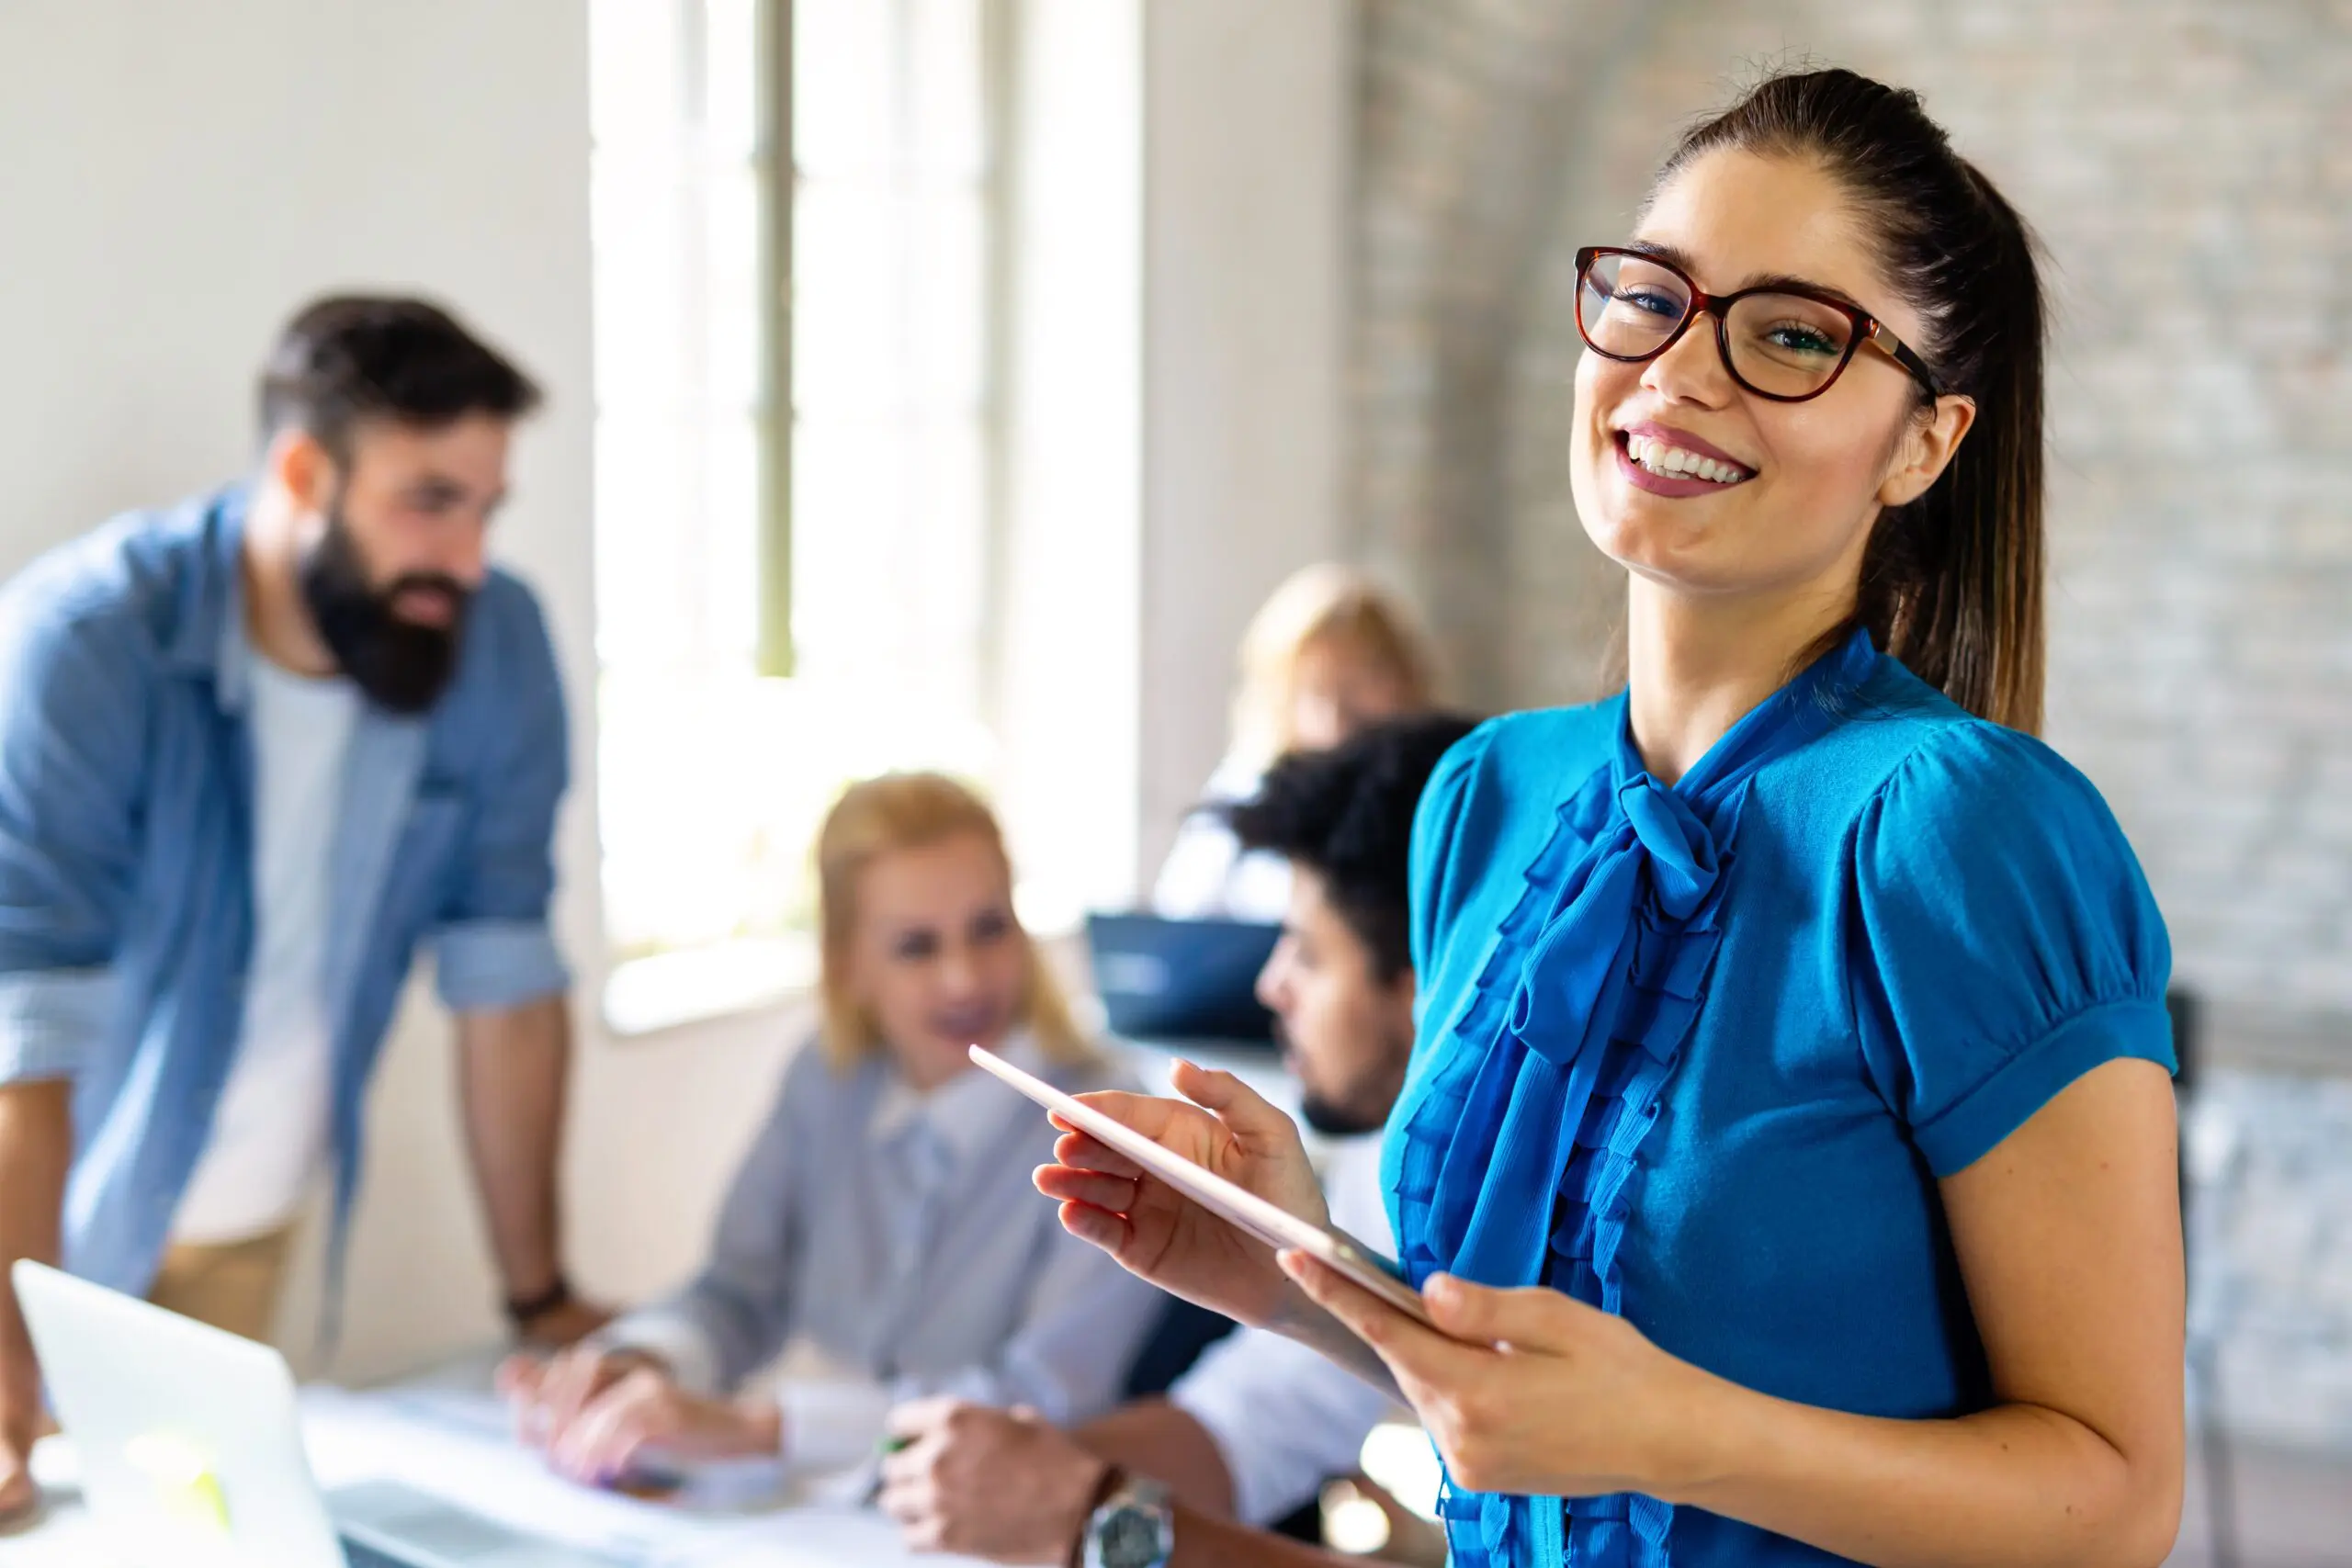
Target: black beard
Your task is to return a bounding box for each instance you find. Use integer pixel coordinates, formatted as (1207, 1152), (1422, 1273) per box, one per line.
(298, 499), (470, 714)
(1298, 1090), (1389, 1139)
(1278, 1014), (1407, 1137)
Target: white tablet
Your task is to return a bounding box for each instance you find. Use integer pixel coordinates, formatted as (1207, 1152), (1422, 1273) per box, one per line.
(969, 1043), (1438, 1327)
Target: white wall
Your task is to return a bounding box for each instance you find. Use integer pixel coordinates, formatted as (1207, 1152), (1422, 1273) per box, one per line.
(1138, 0), (1352, 883)
(0, 0), (797, 1382)
(994, 0), (1145, 930)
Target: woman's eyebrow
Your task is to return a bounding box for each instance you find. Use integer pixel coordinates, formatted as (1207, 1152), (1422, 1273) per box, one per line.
(1627, 240), (1867, 310)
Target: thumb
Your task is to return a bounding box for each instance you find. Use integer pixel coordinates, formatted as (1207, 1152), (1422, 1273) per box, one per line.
(1169, 1059), (1293, 1140)
(1422, 1273), (1586, 1351)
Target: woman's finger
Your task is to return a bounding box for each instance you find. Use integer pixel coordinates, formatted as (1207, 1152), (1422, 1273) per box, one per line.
(1035, 1164), (1142, 1213)
(1050, 1130), (1145, 1181)
(1057, 1199), (1132, 1253)
(1168, 1060), (1295, 1141)
(1421, 1272), (1587, 1353)
(560, 1386), (662, 1484)
(1065, 1089), (1187, 1139)
(494, 1353), (545, 1401)
(534, 1349), (607, 1443)
(1280, 1249), (1442, 1370)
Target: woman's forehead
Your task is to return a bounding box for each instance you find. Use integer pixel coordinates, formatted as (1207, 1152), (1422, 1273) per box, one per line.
(1635, 147), (1895, 311)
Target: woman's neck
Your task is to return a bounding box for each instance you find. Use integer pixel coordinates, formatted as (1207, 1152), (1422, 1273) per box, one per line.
(1623, 576), (1854, 785)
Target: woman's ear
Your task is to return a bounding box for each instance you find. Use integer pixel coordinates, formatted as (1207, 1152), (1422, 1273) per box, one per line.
(1878, 393), (1976, 508)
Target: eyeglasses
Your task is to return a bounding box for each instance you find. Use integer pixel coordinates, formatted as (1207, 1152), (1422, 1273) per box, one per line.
(1574, 245), (1944, 403)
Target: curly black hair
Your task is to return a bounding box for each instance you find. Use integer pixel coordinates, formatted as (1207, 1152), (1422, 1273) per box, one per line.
(1221, 712), (1479, 981)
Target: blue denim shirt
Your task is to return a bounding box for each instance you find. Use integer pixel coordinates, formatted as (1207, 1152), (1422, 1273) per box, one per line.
(0, 486), (571, 1300)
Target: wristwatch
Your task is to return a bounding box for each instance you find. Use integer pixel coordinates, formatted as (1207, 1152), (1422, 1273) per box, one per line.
(1079, 1471), (1174, 1568)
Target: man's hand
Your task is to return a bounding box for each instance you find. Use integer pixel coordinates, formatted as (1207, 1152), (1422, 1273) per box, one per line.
(877, 1398), (1110, 1565)
(499, 1344), (664, 1449)
(500, 1347), (779, 1487)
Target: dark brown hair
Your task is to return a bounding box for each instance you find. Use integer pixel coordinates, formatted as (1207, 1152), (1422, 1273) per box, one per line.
(1660, 68), (2046, 732)
(257, 295), (542, 463)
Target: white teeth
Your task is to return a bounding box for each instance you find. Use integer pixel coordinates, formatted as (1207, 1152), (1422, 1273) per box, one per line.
(1625, 434), (1747, 485)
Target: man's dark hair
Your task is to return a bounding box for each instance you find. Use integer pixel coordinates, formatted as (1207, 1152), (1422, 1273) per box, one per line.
(257, 294), (542, 461)
(1223, 712), (1479, 982)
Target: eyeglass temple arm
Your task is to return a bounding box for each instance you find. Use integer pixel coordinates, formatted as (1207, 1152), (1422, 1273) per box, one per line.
(1864, 320), (1942, 397)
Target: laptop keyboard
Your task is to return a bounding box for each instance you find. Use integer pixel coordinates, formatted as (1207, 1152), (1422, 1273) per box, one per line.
(342, 1537), (421, 1568)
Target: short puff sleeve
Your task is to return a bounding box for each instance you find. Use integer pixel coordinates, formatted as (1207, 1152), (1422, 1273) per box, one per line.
(1848, 721), (2174, 1177)
(1406, 718), (1502, 1006)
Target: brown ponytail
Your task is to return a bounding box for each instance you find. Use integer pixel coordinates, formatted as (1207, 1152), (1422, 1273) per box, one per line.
(1660, 70), (2048, 732)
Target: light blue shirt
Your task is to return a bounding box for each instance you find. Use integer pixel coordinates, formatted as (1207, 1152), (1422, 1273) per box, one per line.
(0, 485), (571, 1301)
(605, 1035), (1164, 1468)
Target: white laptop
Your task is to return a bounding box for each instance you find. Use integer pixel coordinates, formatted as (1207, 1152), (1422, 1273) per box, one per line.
(11, 1260), (633, 1568)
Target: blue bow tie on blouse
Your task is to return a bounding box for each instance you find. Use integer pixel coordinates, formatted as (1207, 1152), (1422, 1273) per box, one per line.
(1386, 627), (1879, 1568)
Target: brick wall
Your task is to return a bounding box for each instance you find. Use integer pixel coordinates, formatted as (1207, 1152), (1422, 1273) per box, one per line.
(1351, 0), (2352, 1448)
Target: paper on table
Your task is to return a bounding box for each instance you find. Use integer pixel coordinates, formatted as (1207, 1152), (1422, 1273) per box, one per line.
(300, 1385), (983, 1567)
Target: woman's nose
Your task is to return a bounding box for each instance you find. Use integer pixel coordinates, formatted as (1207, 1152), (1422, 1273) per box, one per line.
(938, 945), (980, 998)
(1641, 314), (1736, 407)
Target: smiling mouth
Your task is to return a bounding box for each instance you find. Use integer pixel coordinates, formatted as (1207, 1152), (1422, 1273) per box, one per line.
(933, 1007), (1001, 1040)
(1617, 431), (1757, 486)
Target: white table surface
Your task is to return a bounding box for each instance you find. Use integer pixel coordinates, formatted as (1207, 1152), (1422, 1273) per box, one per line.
(9, 1371), (984, 1567)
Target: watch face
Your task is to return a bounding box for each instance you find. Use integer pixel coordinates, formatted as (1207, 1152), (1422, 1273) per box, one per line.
(1098, 1503), (1171, 1568)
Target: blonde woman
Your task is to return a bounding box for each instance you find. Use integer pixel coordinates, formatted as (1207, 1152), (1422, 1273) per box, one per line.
(1153, 564), (1439, 922)
(503, 774), (1159, 1486)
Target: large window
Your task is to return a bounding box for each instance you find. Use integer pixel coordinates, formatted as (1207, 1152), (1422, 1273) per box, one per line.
(590, 0), (1003, 1030)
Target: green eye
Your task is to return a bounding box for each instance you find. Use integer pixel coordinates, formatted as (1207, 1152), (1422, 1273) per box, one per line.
(1765, 323), (1840, 357)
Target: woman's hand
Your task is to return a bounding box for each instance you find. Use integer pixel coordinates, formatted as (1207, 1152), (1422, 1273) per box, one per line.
(1280, 1252), (1716, 1500)
(1035, 1060), (1330, 1330)
(500, 1347), (781, 1486)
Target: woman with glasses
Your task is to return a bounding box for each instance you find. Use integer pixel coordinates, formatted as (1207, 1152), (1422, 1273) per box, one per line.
(1035, 68), (2182, 1568)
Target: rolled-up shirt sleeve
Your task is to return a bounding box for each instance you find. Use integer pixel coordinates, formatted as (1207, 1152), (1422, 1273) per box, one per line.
(1170, 1326), (1398, 1527)
(435, 581), (571, 1014)
(0, 970), (118, 1085)
(0, 597), (148, 1084)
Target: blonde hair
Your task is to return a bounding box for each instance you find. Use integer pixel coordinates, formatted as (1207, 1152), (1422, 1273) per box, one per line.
(1231, 564), (1439, 766)
(814, 772), (1092, 1073)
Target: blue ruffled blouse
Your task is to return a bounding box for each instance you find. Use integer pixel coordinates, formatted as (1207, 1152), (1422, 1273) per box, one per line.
(1381, 630), (2174, 1567)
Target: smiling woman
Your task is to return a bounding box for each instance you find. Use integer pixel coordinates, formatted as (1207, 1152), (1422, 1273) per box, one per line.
(503, 772), (1158, 1489)
(1034, 66), (2186, 1568)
